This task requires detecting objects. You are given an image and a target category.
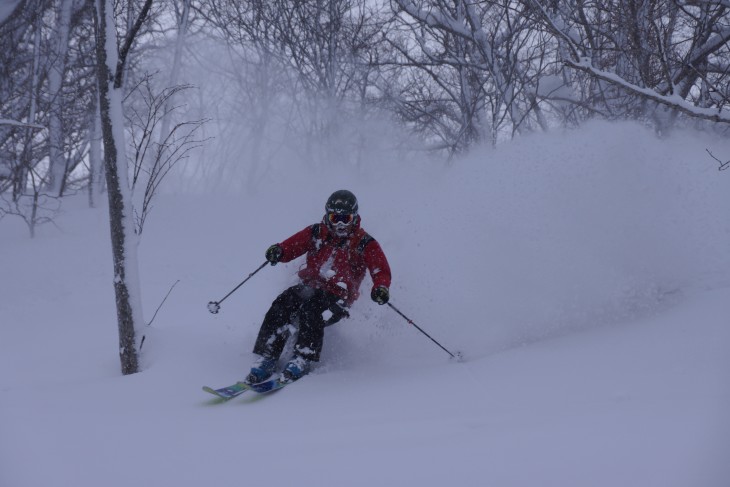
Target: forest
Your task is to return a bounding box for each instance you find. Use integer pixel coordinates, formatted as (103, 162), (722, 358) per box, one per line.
(3, 0), (729, 206)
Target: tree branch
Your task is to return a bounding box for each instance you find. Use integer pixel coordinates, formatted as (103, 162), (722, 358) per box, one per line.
(0, 119), (45, 129)
(564, 59), (730, 124)
(115, 0), (154, 88)
(706, 149), (730, 171)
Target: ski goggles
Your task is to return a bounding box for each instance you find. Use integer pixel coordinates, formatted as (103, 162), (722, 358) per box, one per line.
(327, 212), (355, 225)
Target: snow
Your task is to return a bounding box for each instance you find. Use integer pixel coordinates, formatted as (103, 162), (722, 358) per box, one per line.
(1, 121), (729, 486)
(0, 0), (20, 24)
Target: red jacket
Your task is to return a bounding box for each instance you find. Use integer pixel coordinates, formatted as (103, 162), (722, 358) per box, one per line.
(277, 219), (391, 306)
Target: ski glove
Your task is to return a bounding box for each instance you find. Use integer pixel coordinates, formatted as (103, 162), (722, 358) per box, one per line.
(265, 244), (283, 265)
(371, 286), (389, 305)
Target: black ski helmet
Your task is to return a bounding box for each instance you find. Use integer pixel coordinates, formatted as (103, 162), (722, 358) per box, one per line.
(325, 190), (358, 215)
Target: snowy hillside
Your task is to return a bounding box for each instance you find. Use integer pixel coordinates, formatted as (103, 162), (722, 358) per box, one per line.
(1, 122), (729, 487)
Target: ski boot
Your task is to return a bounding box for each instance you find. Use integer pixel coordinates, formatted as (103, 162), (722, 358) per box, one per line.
(281, 355), (310, 383)
(245, 355), (276, 384)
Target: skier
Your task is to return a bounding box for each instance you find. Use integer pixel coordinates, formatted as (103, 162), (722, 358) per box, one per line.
(246, 190), (392, 384)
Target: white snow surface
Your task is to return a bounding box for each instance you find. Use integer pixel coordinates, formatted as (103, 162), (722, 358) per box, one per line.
(0, 0), (21, 24)
(1, 121), (729, 486)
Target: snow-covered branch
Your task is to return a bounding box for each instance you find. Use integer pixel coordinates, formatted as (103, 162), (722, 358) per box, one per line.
(0, 119), (44, 130)
(565, 59), (730, 124)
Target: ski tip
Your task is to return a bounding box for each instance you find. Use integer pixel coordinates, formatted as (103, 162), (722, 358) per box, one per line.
(202, 386), (228, 400)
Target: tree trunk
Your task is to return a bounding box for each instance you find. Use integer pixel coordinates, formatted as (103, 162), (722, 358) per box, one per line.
(15, 13), (43, 201)
(88, 93), (104, 208)
(47, 0), (73, 196)
(93, 0), (143, 375)
(157, 0), (190, 148)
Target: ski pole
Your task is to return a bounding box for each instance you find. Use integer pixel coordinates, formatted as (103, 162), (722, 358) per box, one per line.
(208, 261), (268, 314)
(387, 302), (461, 360)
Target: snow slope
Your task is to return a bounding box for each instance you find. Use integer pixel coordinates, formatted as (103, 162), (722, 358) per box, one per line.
(1, 121), (729, 487)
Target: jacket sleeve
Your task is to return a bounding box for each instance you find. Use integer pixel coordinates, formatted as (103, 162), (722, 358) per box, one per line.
(278, 226), (315, 263)
(363, 239), (391, 290)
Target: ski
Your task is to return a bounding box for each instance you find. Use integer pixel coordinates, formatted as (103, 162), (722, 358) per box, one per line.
(203, 375), (301, 401)
(202, 381), (252, 400)
(202, 378), (292, 399)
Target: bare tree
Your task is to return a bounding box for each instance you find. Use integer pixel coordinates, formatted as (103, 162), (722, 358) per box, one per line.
(1, 0), (99, 224)
(156, 0), (192, 149)
(0, 0), (47, 200)
(194, 0), (289, 188)
(198, 0), (391, 169)
(386, 0), (552, 153)
(88, 92), (104, 208)
(126, 78), (209, 234)
(0, 189), (61, 238)
(0, 117), (52, 238)
(526, 0), (730, 130)
(93, 0), (153, 375)
(46, 0), (76, 195)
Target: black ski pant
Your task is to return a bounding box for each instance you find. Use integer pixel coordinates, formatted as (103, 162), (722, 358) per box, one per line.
(252, 284), (341, 362)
